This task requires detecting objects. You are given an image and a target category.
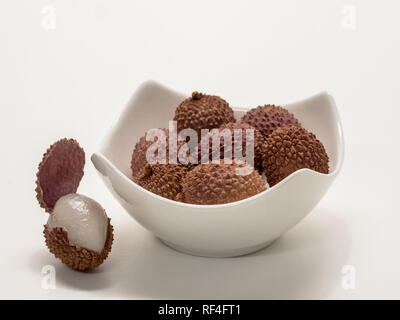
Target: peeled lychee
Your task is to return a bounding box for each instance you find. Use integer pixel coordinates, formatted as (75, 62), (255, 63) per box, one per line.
(44, 194), (113, 271)
(47, 194), (109, 253)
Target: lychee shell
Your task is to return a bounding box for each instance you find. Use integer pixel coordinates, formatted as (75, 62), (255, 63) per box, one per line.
(173, 92), (235, 138)
(36, 138), (85, 213)
(181, 162), (266, 205)
(137, 163), (188, 201)
(199, 121), (265, 172)
(262, 125), (329, 186)
(241, 104), (301, 138)
(44, 218), (114, 271)
(131, 128), (186, 181)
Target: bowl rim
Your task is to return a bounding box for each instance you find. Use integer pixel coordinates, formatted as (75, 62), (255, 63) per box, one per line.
(91, 81), (344, 210)
(92, 152), (341, 210)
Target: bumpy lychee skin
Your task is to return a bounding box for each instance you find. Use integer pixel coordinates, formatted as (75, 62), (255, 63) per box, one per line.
(44, 219), (113, 271)
(262, 126), (329, 187)
(181, 162), (266, 205)
(198, 121), (265, 172)
(131, 128), (186, 180)
(137, 163), (188, 201)
(174, 91), (235, 138)
(131, 129), (188, 200)
(36, 138), (85, 213)
(241, 105), (301, 138)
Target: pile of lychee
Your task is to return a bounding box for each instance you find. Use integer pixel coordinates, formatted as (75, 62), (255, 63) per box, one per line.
(131, 91), (329, 205)
(35, 139), (113, 271)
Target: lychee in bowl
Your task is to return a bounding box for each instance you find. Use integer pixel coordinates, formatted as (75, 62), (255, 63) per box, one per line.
(91, 80), (344, 257)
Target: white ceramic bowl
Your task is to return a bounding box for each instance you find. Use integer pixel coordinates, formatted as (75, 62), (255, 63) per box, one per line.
(91, 80), (344, 257)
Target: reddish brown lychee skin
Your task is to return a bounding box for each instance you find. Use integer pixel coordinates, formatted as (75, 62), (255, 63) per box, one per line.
(173, 92), (235, 139)
(181, 162), (266, 205)
(262, 126), (329, 186)
(44, 219), (114, 271)
(241, 105), (301, 138)
(131, 129), (188, 200)
(137, 163), (188, 201)
(198, 121), (265, 172)
(131, 128), (186, 180)
(36, 138), (85, 213)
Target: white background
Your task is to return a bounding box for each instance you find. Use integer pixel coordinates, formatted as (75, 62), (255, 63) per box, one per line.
(1, 0), (399, 299)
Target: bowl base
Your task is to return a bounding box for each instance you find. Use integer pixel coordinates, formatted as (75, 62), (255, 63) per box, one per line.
(159, 238), (277, 258)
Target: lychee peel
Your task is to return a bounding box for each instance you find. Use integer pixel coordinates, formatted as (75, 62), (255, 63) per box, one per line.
(35, 138), (85, 213)
(44, 219), (113, 271)
(262, 125), (329, 186)
(198, 121), (265, 172)
(241, 104), (301, 138)
(181, 162), (266, 205)
(173, 91), (235, 139)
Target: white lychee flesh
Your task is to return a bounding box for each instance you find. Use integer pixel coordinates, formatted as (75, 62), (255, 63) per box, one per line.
(47, 193), (108, 253)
